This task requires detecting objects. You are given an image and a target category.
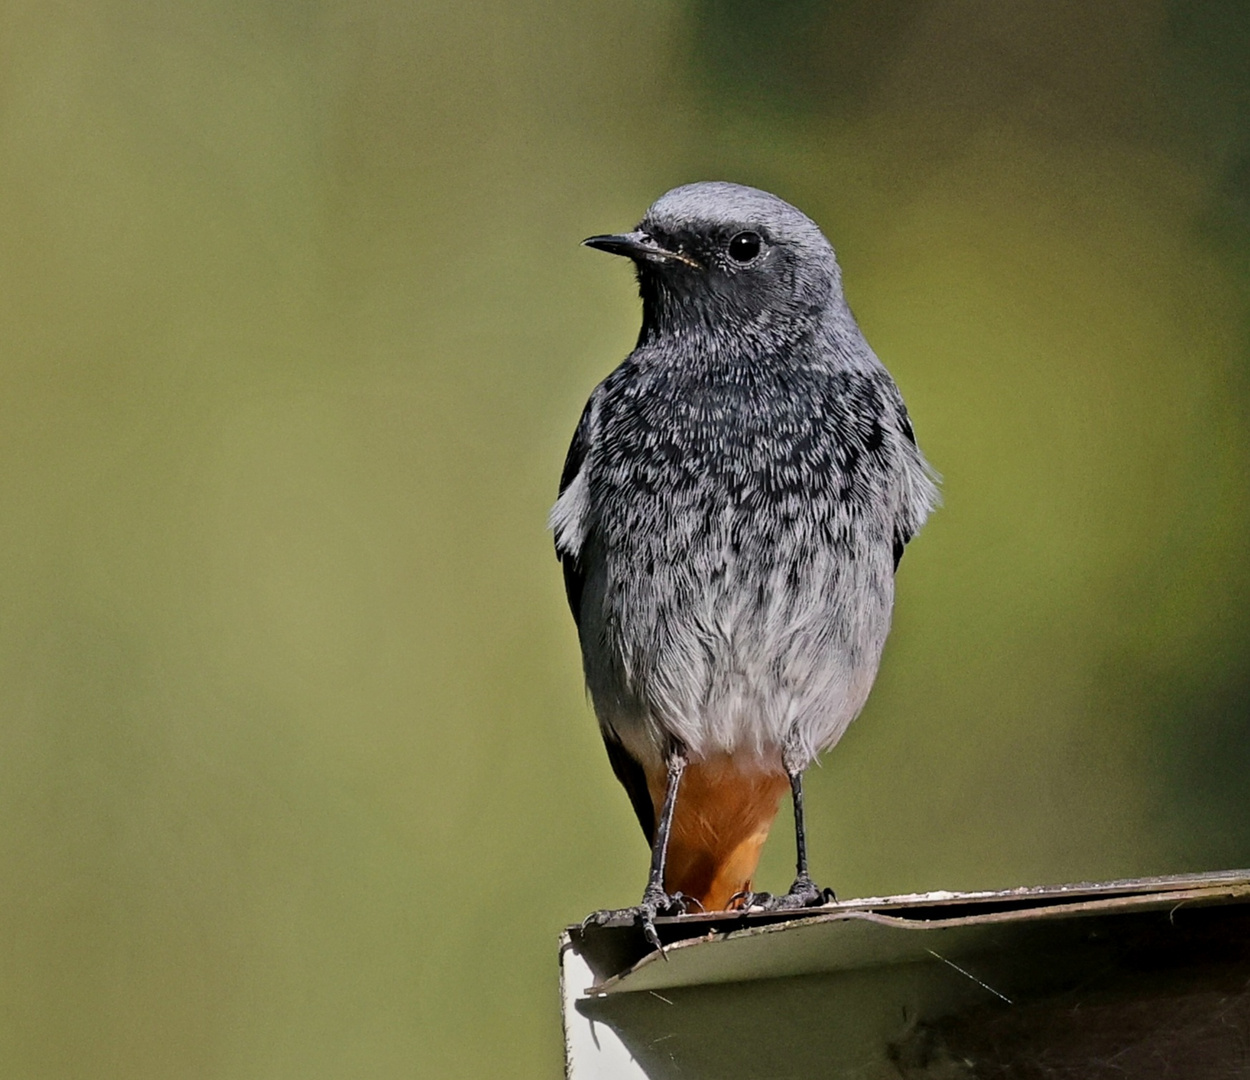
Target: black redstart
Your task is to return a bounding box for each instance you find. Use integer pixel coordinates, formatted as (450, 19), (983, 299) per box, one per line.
(552, 182), (938, 946)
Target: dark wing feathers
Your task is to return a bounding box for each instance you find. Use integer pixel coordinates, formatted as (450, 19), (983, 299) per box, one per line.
(556, 397), (657, 841)
(892, 407), (918, 571)
(603, 732), (656, 845)
(555, 400), (593, 628)
(892, 533), (907, 571)
(557, 401), (592, 497)
(561, 558), (585, 629)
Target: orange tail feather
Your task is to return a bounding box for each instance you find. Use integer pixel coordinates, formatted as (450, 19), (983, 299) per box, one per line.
(647, 754), (789, 911)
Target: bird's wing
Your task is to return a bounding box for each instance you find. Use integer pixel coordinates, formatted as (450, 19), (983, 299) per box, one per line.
(892, 411), (919, 569)
(602, 730), (657, 845)
(551, 396), (596, 628)
(551, 396), (657, 842)
(891, 407), (940, 569)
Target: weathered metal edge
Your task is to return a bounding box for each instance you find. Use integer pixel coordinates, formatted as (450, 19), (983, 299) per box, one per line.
(584, 874), (1250, 995)
(582, 869), (1250, 932)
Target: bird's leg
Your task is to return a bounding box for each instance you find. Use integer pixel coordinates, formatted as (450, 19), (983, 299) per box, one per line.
(782, 768), (833, 904)
(642, 749), (685, 905)
(734, 769), (835, 912)
(584, 748), (690, 952)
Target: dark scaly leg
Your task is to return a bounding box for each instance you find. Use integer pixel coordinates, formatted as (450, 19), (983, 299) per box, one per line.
(781, 768), (834, 905)
(584, 749), (691, 951)
(641, 750), (685, 905)
(734, 768), (835, 912)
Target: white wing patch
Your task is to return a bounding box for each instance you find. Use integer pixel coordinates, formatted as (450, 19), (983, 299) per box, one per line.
(548, 466), (590, 556)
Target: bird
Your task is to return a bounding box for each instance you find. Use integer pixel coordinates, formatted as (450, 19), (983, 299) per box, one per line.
(550, 182), (938, 947)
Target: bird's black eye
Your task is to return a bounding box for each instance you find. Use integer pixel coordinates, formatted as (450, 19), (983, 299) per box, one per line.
(727, 231), (762, 264)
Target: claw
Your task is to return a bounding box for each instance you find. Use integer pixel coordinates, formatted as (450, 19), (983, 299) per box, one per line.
(642, 913), (664, 957)
(729, 889), (769, 912)
(581, 888), (689, 955)
(732, 876), (834, 913)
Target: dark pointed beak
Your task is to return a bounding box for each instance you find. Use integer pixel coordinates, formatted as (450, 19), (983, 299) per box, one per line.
(582, 230), (702, 269)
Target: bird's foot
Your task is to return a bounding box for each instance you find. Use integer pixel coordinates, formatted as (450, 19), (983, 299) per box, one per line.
(733, 875), (835, 912)
(582, 888), (695, 953)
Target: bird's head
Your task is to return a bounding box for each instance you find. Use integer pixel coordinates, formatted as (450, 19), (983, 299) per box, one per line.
(583, 182), (843, 348)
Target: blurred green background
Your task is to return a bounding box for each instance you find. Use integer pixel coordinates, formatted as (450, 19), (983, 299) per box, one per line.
(1, 0), (1248, 1076)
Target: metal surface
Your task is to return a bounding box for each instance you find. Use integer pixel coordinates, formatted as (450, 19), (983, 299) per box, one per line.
(561, 870), (1250, 1079)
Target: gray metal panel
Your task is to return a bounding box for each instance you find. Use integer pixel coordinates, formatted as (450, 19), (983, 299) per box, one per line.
(562, 870), (1250, 1079)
